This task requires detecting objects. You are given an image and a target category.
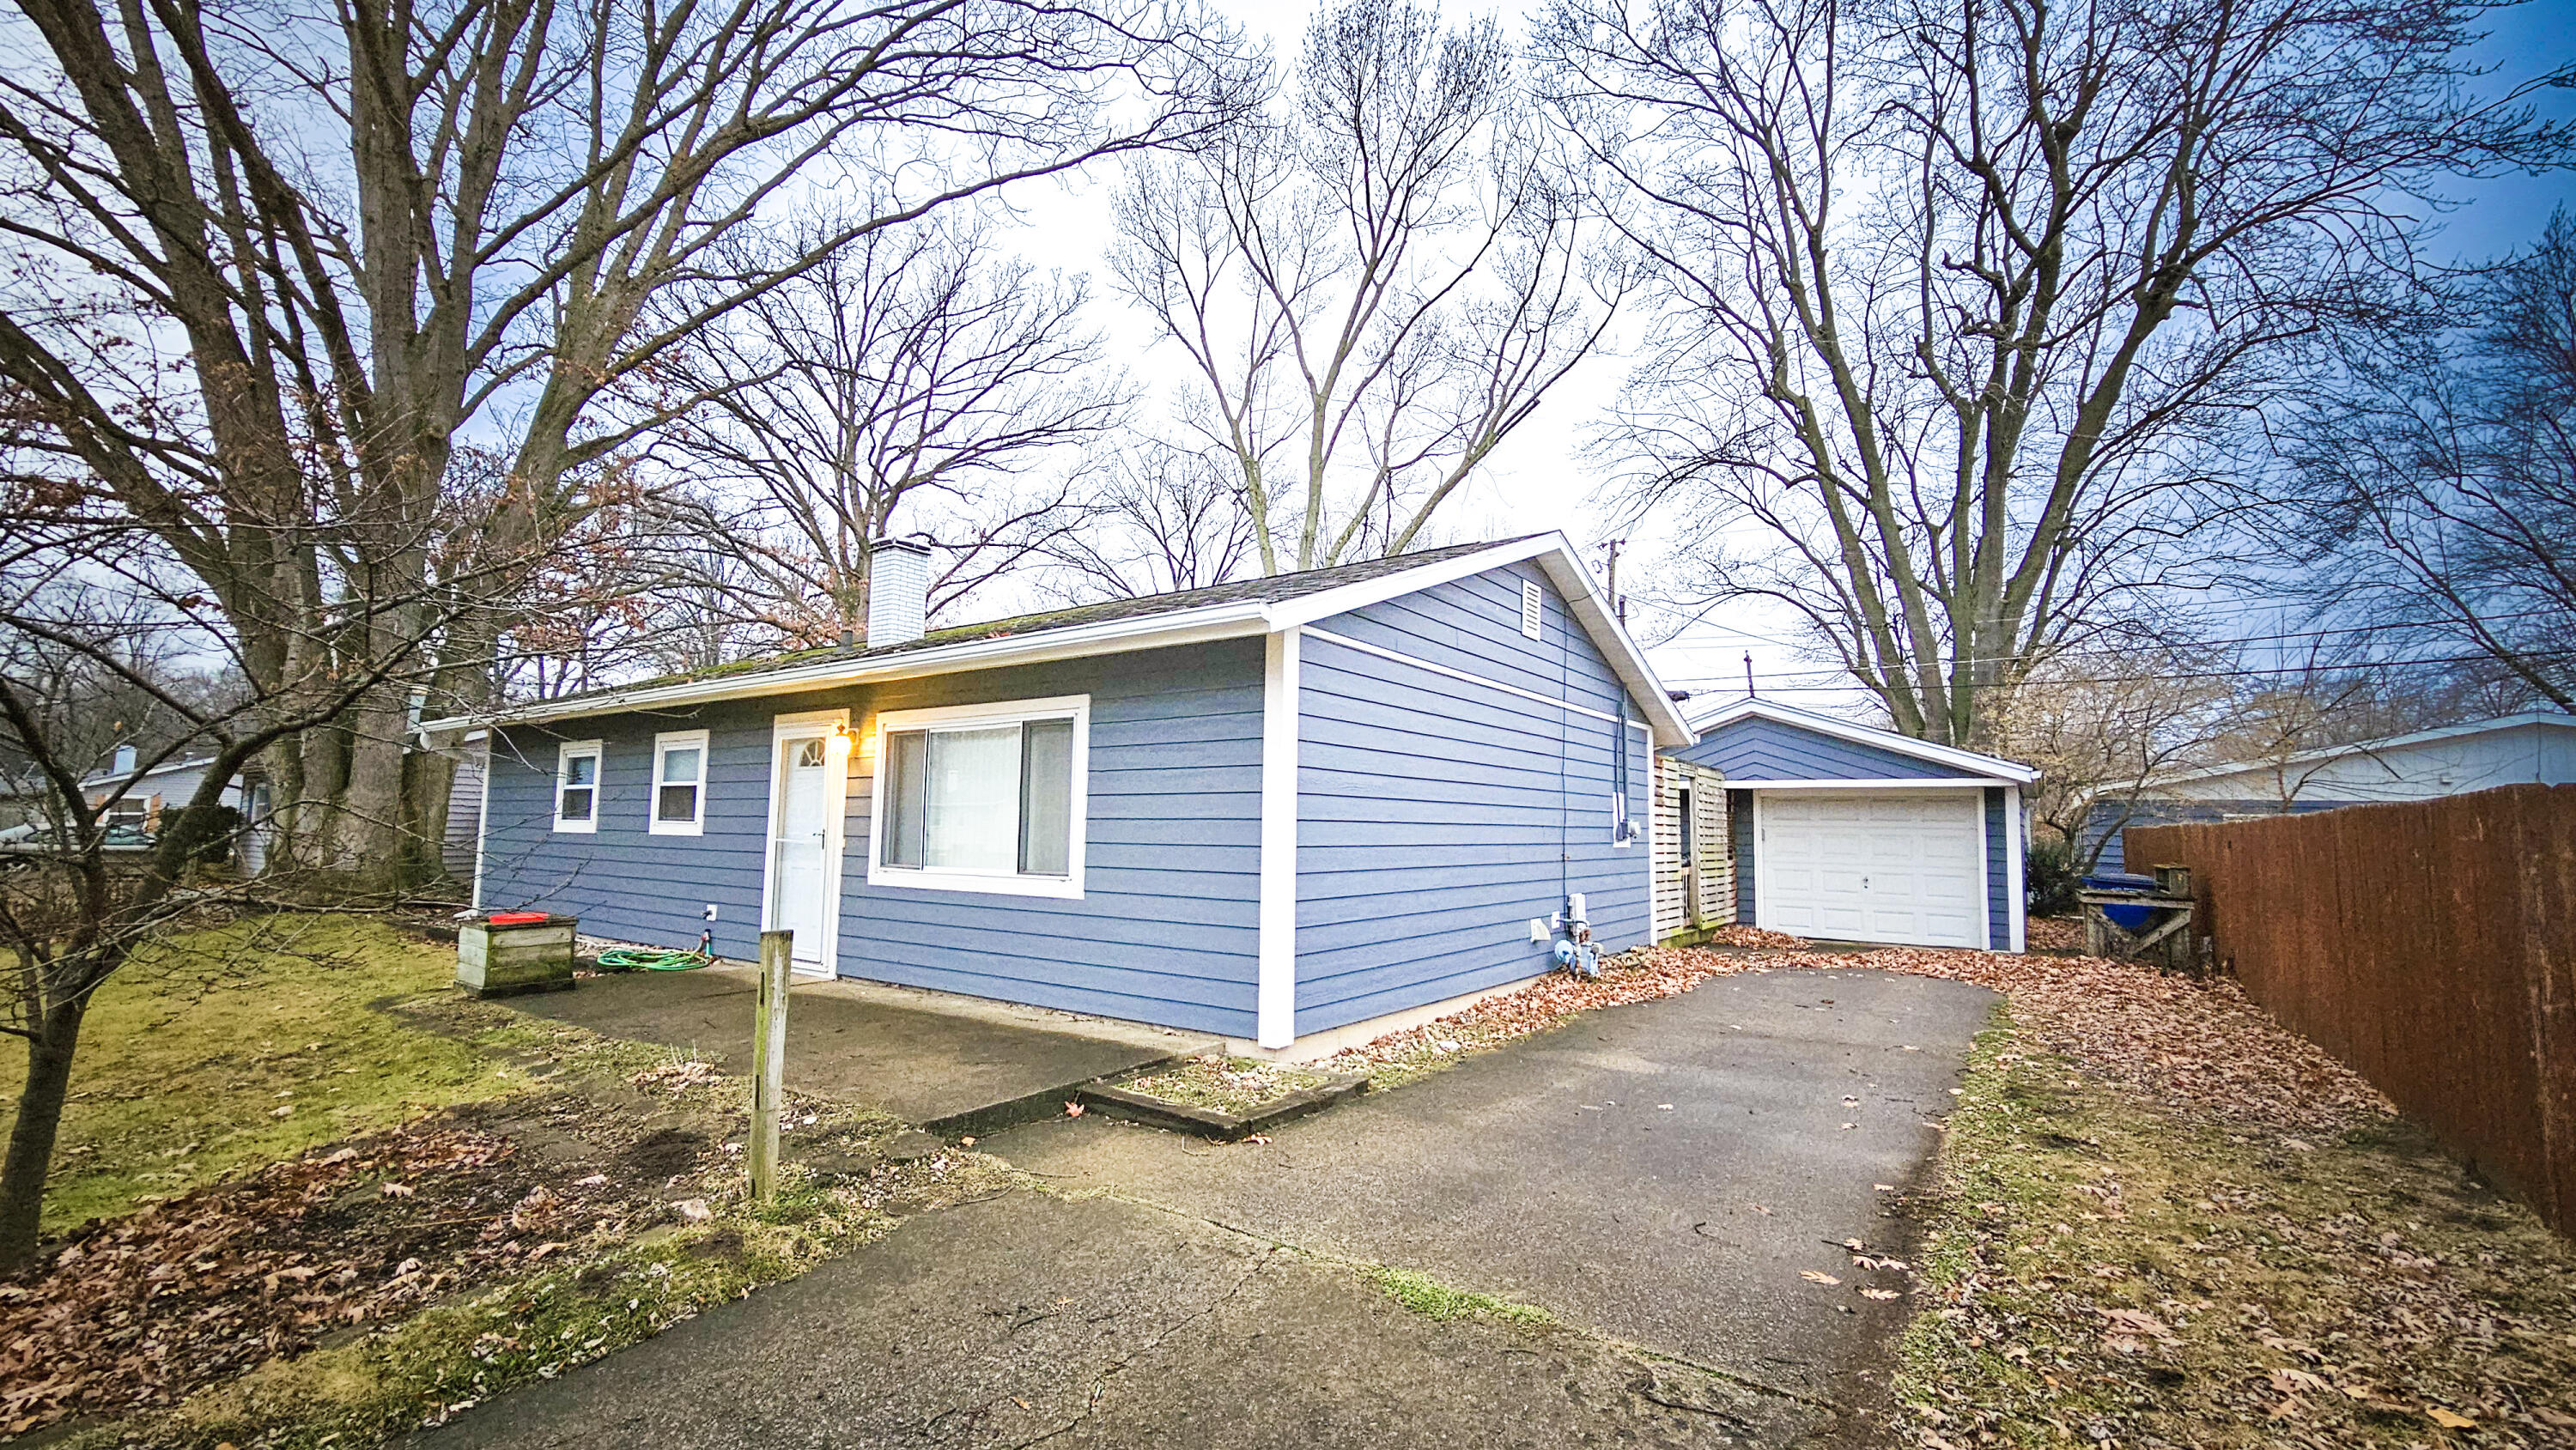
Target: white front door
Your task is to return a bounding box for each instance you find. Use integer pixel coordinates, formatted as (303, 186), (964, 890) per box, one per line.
(1758, 791), (1985, 949)
(763, 717), (845, 974)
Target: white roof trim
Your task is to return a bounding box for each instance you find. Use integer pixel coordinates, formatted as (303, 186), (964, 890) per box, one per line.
(422, 534), (1698, 747)
(2143, 711), (2575, 789)
(1683, 696), (2039, 784)
(1723, 777), (2018, 790)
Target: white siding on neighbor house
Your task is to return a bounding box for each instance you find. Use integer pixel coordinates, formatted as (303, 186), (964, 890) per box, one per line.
(2161, 719), (2576, 802)
(1292, 561), (1653, 1036)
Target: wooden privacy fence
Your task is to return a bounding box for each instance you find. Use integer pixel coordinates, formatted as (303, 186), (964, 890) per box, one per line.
(2127, 784), (2576, 1235)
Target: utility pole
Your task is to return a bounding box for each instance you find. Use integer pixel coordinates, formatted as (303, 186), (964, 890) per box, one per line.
(1744, 652), (1756, 698)
(1603, 538), (1627, 624)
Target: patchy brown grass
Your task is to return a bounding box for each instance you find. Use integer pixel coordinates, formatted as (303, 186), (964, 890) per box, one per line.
(1897, 1023), (2576, 1448)
(0, 913), (1028, 1449)
(1112, 1055), (1333, 1116)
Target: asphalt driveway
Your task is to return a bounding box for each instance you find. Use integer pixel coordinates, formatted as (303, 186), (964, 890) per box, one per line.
(415, 965), (1996, 1449)
(996, 966), (1997, 1404)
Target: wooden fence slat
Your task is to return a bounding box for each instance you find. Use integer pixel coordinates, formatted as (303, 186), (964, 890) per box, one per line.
(2129, 785), (2576, 1235)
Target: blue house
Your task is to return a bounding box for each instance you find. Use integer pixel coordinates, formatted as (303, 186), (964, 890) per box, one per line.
(424, 535), (1696, 1054)
(1662, 699), (2035, 952)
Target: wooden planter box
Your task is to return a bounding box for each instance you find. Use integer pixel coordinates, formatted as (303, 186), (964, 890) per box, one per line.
(456, 915), (577, 998)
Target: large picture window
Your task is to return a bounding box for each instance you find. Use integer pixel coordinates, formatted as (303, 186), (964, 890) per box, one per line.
(868, 696), (1087, 899)
(553, 740), (603, 833)
(651, 730), (708, 835)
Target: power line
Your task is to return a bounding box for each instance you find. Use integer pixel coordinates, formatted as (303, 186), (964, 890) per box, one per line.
(1662, 644), (2573, 694)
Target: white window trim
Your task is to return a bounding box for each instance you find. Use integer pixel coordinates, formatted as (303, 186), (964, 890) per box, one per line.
(552, 739), (603, 834)
(865, 694), (1090, 901)
(648, 729), (710, 836)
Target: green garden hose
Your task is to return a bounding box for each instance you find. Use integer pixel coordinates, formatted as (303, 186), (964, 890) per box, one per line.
(594, 946), (714, 972)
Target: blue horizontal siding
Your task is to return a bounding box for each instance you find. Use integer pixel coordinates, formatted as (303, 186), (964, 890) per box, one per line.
(479, 638), (1264, 1037)
(1293, 563), (1652, 1036)
(1671, 715), (1982, 781)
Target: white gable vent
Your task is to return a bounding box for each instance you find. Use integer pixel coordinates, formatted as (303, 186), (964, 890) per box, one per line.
(1519, 579), (1543, 640)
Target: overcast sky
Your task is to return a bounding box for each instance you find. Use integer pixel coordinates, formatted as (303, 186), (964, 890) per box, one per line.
(1004, 0), (2576, 719)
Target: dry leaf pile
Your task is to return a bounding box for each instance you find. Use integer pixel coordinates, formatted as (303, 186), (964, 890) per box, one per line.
(2021, 915), (2087, 951)
(1313, 946), (1748, 1083)
(0, 1098), (699, 1437)
(1700, 923), (1813, 949)
(1765, 945), (2393, 1131)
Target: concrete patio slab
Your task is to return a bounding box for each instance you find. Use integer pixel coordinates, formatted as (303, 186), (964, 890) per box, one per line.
(509, 966), (1217, 1134)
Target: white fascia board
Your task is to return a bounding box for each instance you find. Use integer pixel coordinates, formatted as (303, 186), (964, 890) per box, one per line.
(1263, 536), (1564, 628)
(1529, 547), (1698, 749)
(1726, 776), (2019, 790)
(422, 604), (1275, 736)
(1686, 697), (2039, 784)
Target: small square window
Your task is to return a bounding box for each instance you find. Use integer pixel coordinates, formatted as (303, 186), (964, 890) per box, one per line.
(651, 730), (709, 835)
(554, 741), (603, 833)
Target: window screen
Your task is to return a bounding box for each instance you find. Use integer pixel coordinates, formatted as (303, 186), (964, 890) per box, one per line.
(878, 713), (1075, 880)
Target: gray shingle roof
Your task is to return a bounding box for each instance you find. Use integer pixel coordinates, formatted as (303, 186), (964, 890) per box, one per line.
(599, 536), (1543, 698)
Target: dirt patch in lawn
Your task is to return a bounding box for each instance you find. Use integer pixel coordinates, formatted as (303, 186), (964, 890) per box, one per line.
(1896, 1024), (2576, 1448)
(1110, 1055), (1334, 1117)
(0, 912), (1038, 1447)
(0, 1030), (927, 1442)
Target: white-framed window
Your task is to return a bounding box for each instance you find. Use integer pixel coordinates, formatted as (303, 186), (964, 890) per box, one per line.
(1519, 579), (1543, 640)
(553, 740), (603, 833)
(866, 695), (1088, 900)
(650, 730), (709, 835)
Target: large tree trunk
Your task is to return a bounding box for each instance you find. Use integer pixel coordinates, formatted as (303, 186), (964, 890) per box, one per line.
(0, 994), (89, 1271)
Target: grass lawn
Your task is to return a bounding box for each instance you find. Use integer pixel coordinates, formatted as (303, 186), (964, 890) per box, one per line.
(2, 915), (525, 1234)
(1899, 1016), (2576, 1447)
(0, 913), (1004, 1447)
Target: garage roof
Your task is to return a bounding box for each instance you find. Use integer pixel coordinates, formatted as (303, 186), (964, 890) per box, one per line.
(1674, 699), (2038, 786)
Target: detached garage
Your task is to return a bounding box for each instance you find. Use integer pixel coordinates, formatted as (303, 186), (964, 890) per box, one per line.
(1665, 700), (2035, 952)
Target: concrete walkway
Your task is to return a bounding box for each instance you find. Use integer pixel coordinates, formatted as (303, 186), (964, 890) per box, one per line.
(511, 967), (1215, 1132)
(424, 966), (1996, 1448)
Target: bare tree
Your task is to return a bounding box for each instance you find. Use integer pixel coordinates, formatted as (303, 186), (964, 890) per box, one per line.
(2279, 209), (2576, 710)
(1038, 448), (1258, 598)
(1540, 0), (2568, 749)
(1990, 648), (2229, 872)
(659, 215), (1127, 642)
(0, 0), (1235, 887)
(0, 497), (506, 1267)
(1109, 0), (1622, 579)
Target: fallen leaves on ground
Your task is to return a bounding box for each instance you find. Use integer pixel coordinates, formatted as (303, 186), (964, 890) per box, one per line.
(0, 1115), (654, 1435)
(2021, 915), (2086, 951)
(1897, 1032), (2576, 1448)
(1315, 933), (2383, 1134)
(1700, 924), (1812, 949)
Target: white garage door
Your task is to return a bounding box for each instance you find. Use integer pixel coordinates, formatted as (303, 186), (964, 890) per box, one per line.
(1758, 792), (1985, 949)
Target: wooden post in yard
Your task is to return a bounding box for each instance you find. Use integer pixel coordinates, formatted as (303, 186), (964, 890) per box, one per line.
(750, 929), (793, 1201)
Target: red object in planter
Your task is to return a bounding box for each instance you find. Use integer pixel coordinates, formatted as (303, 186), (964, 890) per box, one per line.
(486, 911), (550, 925)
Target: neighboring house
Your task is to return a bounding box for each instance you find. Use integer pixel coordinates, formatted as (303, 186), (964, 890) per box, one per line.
(424, 535), (1696, 1056)
(435, 731), (489, 883)
(2081, 712), (2576, 872)
(1662, 699), (2037, 952)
